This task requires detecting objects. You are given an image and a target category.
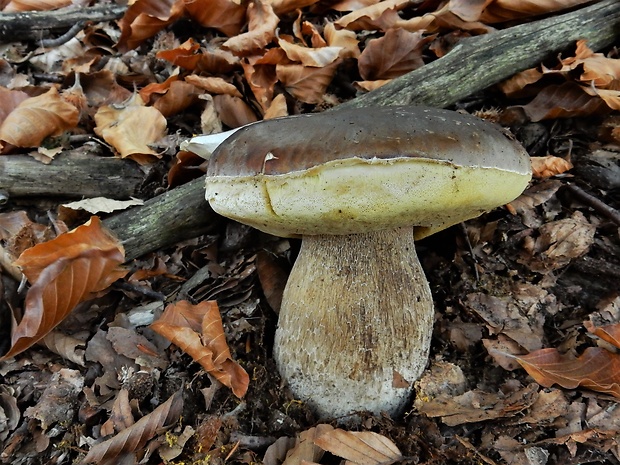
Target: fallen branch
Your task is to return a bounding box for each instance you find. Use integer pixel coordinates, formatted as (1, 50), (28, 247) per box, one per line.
(0, 149), (146, 200)
(0, 4), (126, 43)
(101, 0), (619, 260)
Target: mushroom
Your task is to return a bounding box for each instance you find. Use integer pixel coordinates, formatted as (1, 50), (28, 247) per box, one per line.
(204, 106), (531, 419)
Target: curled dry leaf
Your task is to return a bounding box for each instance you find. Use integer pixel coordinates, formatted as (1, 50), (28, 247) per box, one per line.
(184, 75), (243, 97)
(277, 38), (342, 68)
(314, 428), (402, 465)
(0, 87), (79, 149)
(150, 300), (249, 398)
(0, 86), (29, 124)
(480, 0), (598, 24)
(531, 156), (573, 178)
(493, 347), (620, 398)
(334, 0), (410, 31)
(2, 217), (126, 360)
(94, 93), (167, 164)
(222, 0), (279, 55)
(81, 390), (183, 464)
(584, 321), (620, 350)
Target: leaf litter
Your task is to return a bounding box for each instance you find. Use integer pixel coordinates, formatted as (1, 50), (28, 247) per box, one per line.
(0, 0), (619, 464)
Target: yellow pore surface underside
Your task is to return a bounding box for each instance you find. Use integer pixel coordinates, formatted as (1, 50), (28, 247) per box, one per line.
(205, 156), (531, 238)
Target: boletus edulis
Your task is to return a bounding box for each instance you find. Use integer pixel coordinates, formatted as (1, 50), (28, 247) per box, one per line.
(203, 106), (531, 419)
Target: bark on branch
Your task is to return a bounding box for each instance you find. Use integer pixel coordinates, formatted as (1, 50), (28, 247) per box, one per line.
(99, 0), (619, 260)
(0, 4), (126, 43)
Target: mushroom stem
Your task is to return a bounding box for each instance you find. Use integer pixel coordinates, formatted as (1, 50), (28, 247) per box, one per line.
(273, 226), (434, 419)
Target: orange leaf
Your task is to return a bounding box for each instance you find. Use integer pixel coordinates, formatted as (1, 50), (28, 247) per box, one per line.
(0, 87), (79, 149)
(505, 347), (620, 398)
(3, 217), (126, 359)
(151, 300), (249, 398)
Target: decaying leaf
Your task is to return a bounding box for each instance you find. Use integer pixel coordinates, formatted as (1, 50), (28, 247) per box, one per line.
(492, 347), (620, 398)
(522, 211), (596, 272)
(150, 300), (249, 398)
(80, 390), (183, 464)
(2, 217), (126, 360)
(415, 383), (539, 427)
(314, 428), (402, 465)
(24, 368), (84, 430)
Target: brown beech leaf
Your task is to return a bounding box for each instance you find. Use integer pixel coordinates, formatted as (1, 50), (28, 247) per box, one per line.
(584, 321), (620, 350)
(2, 217), (126, 360)
(358, 28), (430, 80)
(184, 75), (243, 97)
(116, 0), (185, 52)
(324, 22), (360, 59)
(81, 390), (183, 464)
(184, 0), (246, 37)
(0, 87), (78, 149)
(495, 347), (620, 398)
(334, 0), (410, 31)
(314, 428), (402, 465)
(282, 424), (334, 465)
(530, 155), (573, 178)
(518, 82), (609, 121)
(0, 86), (29, 124)
(276, 60), (340, 104)
(150, 300), (249, 398)
(94, 93), (167, 164)
(222, 0), (279, 55)
(480, 0), (593, 24)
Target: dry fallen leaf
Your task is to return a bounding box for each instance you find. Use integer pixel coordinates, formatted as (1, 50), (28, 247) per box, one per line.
(314, 428), (402, 465)
(2, 217), (126, 360)
(80, 390), (183, 464)
(358, 28), (431, 80)
(150, 300), (249, 398)
(0, 87), (79, 150)
(494, 347), (620, 398)
(94, 93), (167, 164)
(282, 424), (334, 465)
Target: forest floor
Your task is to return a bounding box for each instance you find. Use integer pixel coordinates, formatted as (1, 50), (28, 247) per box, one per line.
(0, 1), (620, 464)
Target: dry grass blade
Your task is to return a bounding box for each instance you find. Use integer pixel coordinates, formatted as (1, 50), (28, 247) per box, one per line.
(80, 390), (183, 464)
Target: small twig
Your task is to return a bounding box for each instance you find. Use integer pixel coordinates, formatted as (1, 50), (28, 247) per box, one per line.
(460, 222), (480, 283)
(565, 182), (620, 226)
(39, 21), (85, 48)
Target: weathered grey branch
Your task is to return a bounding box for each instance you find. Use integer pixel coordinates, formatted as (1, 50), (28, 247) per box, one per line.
(0, 4), (126, 43)
(338, 0), (620, 110)
(103, 176), (220, 261)
(103, 0), (620, 260)
(0, 149), (145, 199)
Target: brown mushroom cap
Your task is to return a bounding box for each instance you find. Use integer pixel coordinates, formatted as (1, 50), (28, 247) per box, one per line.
(206, 106), (531, 238)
